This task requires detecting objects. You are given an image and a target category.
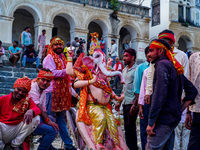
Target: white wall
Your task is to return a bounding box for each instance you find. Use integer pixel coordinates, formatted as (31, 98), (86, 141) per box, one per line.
(149, 0), (170, 40)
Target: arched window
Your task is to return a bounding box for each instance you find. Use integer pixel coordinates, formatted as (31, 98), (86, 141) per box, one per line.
(152, 0), (160, 26)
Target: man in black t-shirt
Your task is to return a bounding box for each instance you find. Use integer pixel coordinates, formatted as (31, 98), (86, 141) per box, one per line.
(21, 44), (40, 71)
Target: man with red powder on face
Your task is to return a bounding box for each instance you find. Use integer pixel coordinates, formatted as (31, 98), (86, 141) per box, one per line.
(0, 77), (41, 150)
(145, 39), (197, 150)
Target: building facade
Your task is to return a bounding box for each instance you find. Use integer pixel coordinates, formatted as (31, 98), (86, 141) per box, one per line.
(0, 0), (150, 61)
(139, 0), (200, 52)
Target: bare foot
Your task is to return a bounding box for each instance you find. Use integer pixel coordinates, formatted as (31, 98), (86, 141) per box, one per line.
(96, 144), (106, 150)
(21, 67), (25, 70)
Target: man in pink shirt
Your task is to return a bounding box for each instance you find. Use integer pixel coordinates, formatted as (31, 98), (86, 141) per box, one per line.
(38, 30), (46, 59)
(138, 68), (150, 150)
(43, 37), (76, 150)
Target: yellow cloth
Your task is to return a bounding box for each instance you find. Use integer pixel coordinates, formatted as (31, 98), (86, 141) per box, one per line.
(87, 101), (119, 145)
(63, 47), (68, 59)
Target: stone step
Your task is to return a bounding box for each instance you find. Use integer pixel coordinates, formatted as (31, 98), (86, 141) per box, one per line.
(2, 59), (42, 68)
(0, 66), (39, 73)
(0, 71), (38, 79)
(0, 88), (14, 95)
(0, 82), (14, 89)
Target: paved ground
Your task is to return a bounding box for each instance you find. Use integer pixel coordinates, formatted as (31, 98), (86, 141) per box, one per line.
(32, 119), (141, 150)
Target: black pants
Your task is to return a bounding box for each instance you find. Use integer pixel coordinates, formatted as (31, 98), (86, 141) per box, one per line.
(123, 104), (138, 150)
(188, 112), (200, 150)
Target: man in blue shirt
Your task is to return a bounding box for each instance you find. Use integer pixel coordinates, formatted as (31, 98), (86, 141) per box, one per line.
(133, 46), (150, 150)
(8, 41), (21, 68)
(21, 27), (32, 52)
(146, 39), (197, 150)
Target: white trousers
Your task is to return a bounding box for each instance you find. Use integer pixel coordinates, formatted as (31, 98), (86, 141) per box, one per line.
(173, 122), (190, 150)
(0, 116), (40, 149)
(38, 45), (45, 59)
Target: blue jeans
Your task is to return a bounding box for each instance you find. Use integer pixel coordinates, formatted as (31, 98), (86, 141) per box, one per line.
(34, 117), (58, 150)
(140, 104), (150, 150)
(146, 124), (175, 150)
(22, 55), (40, 67)
(111, 56), (116, 67)
(46, 92), (74, 149)
(114, 76), (120, 87)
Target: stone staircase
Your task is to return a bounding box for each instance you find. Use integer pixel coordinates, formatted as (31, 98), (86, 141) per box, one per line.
(0, 54), (123, 97)
(0, 60), (41, 96)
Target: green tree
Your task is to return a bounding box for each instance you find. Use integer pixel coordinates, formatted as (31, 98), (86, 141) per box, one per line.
(111, 0), (119, 11)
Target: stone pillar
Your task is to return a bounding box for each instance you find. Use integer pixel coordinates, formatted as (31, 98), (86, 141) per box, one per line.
(34, 22), (54, 48)
(70, 28), (89, 54)
(0, 16), (14, 45)
(132, 38), (149, 63)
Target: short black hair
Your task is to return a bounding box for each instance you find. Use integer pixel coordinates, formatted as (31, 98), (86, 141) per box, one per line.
(159, 29), (174, 35)
(0, 41), (2, 44)
(152, 39), (171, 50)
(145, 46), (149, 55)
(111, 39), (115, 43)
(28, 44), (34, 49)
(24, 27), (30, 31)
(124, 48), (136, 60)
(13, 41), (18, 45)
(74, 37), (79, 40)
(42, 29), (46, 32)
(66, 42), (71, 47)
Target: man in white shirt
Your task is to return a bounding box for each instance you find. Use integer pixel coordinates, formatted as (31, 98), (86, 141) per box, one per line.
(29, 68), (59, 150)
(109, 39), (118, 66)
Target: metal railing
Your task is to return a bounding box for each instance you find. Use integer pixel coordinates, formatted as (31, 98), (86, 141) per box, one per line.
(67, 0), (150, 17)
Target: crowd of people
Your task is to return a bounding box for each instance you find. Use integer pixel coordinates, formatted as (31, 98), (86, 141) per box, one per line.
(0, 28), (199, 150)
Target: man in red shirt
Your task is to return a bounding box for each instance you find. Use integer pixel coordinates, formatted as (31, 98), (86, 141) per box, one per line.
(113, 57), (124, 90)
(0, 77), (41, 150)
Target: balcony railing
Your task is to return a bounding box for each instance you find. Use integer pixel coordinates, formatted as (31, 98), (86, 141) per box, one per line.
(67, 0), (150, 17)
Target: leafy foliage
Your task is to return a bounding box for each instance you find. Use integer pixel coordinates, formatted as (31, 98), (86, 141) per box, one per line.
(111, 0), (119, 11)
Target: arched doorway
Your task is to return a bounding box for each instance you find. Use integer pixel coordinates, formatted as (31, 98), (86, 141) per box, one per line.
(52, 16), (70, 46)
(12, 9), (35, 45)
(178, 35), (193, 52)
(119, 25), (137, 59)
(87, 19), (109, 54)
